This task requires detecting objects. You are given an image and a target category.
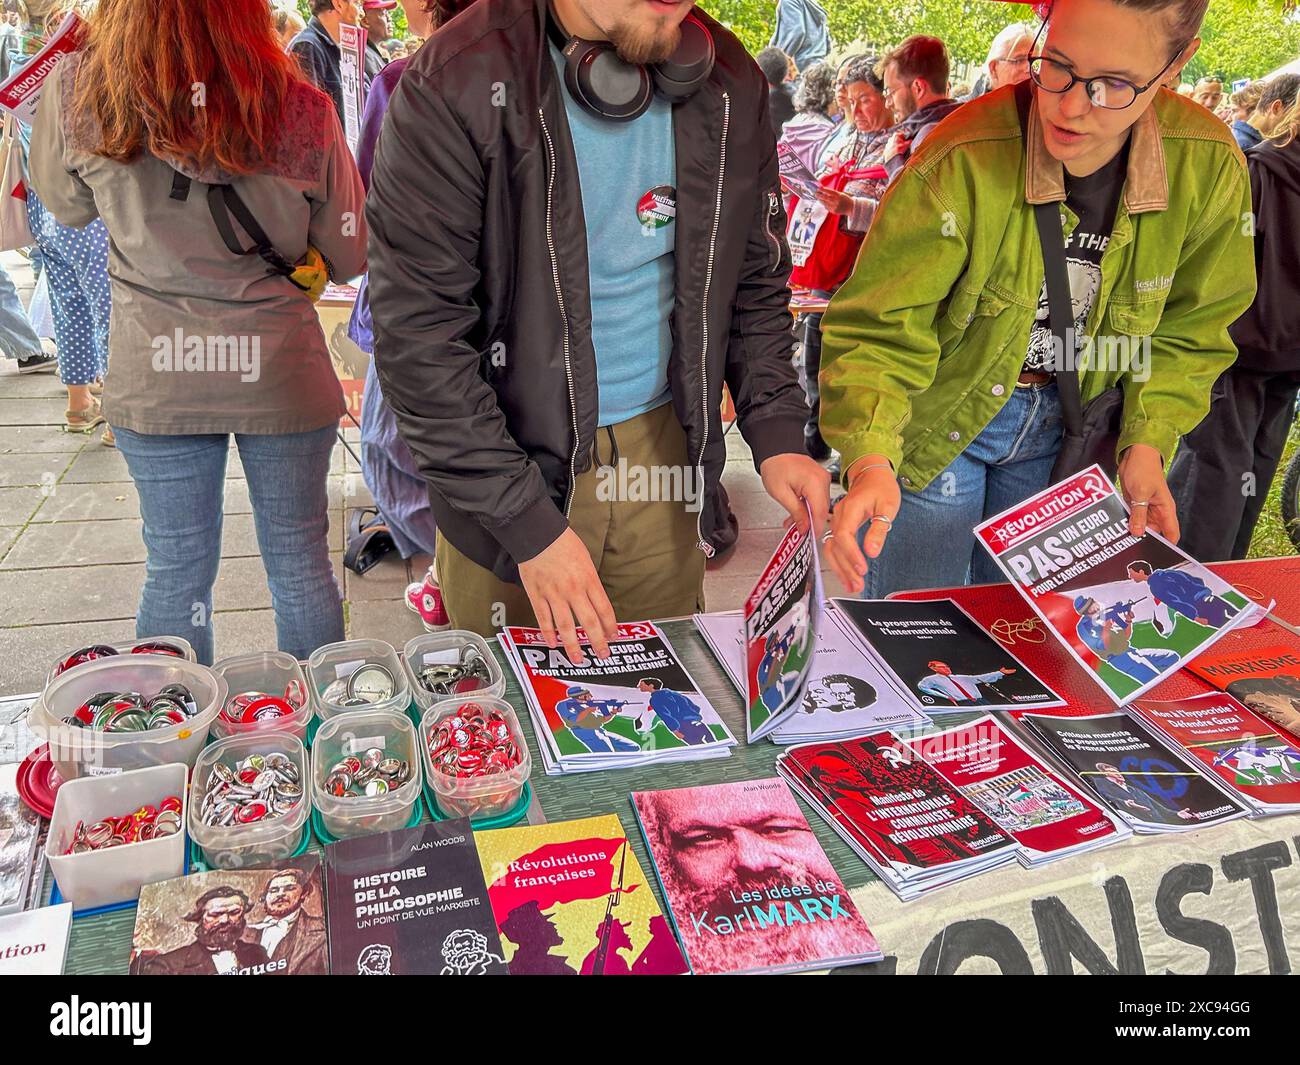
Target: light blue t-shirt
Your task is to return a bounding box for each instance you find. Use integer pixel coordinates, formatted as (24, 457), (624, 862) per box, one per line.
(551, 46), (675, 427)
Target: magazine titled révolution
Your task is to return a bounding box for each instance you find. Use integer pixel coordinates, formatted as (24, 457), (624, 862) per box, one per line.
(742, 502), (821, 742)
(975, 465), (1258, 704)
(499, 622), (735, 775)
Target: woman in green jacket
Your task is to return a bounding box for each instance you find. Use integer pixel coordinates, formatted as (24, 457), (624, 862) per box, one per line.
(819, 0), (1256, 597)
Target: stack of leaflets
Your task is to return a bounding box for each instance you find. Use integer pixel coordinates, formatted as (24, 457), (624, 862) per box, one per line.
(777, 732), (1019, 901)
(897, 716), (1130, 867)
(0, 903), (72, 975)
(831, 597), (1068, 714)
(130, 856), (329, 975)
(324, 820), (509, 975)
(630, 778), (883, 973)
(475, 813), (688, 975)
(1020, 710), (1249, 833)
(1131, 692), (1300, 817)
(1185, 643), (1300, 737)
(695, 607), (930, 743)
(975, 464), (1266, 704)
(499, 622), (735, 774)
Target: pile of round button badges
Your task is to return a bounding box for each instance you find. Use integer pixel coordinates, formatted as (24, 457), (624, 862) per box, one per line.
(200, 753), (303, 827)
(65, 795), (183, 852)
(52, 640), (187, 679)
(426, 702), (524, 783)
(324, 748), (413, 800)
(63, 683), (200, 733)
(320, 663), (398, 709)
(220, 679), (308, 726)
(413, 646), (492, 698)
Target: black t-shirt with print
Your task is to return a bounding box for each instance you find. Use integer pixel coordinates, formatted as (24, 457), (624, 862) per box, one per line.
(1022, 142), (1130, 374)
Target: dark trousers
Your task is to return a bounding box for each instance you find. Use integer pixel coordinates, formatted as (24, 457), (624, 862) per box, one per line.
(800, 289), (835, 450)
(1167, 366), (1300, 562)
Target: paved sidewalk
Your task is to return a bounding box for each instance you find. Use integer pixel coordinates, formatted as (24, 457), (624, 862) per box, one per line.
(0, 250), (827, 693)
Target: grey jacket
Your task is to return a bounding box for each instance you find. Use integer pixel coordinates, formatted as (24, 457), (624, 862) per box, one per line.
(28, 54), (367, 435)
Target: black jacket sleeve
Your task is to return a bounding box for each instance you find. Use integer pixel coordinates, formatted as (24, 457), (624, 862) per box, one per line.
(725, 86), (811, 470)
(366, 69), (569, 564)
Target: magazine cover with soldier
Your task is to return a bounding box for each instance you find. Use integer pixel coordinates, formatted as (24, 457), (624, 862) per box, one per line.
(324, 819), (508, 976)
(743, 507), (821, 741)
(502, 622), (734, 767)
(1184, 643), (1300, 739)
(975, 465), (1254, 704)
(831, 597), (1065, 712)
(1131, 693), (1300, 812)
(475, 814), (686, 976)
(129, 855), (327, 975)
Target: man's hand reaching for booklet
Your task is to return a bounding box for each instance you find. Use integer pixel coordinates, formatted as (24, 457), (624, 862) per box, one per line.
(760, 452), (831, 537)
(518, 528), (617, 665)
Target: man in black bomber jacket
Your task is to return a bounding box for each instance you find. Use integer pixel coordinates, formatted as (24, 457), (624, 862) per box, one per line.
(367, 0), (828, 661)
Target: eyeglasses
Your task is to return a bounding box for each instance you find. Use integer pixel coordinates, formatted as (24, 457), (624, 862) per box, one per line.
(1026, 18), (1187, 111)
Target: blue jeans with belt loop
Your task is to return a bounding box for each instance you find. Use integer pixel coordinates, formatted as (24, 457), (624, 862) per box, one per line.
(858, 381), (1064, 599)
(112, 425), (343, 664)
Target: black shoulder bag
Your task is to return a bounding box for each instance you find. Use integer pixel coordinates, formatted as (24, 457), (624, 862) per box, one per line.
(168, 169), (318, 293)
(1014, 81), (1125, 480)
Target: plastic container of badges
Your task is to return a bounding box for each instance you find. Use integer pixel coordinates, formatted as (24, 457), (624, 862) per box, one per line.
(402, 630), (505, 711)
(33, 656), (227, 781)
(45, 762), (188, 910)
(420, 696), (531, 822)
(189, 733), (312, 870)
(211, 651), (313, 742)
(311, 708), (422, 841)
(46, 636), (197, 688)
(306, 639), (411, 722)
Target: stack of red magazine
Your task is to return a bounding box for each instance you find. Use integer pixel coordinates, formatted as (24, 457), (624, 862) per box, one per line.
(777, 717), (1131, 900)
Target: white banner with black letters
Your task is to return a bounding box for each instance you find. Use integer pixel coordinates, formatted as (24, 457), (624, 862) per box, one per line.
(854, 814), (1300, 974)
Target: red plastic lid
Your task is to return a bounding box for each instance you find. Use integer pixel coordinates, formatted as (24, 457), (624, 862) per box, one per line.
(16, 744), (62, 820)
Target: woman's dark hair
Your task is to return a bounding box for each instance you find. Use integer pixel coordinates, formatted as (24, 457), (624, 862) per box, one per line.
(843, 55), (884, 94)
(793, 62), (836, 115)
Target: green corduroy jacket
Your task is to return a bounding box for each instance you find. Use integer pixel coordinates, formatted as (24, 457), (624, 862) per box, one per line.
(819, 84), (1258, 492)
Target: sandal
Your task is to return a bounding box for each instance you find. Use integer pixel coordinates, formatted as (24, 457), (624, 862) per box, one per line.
(64, 396), (106, 434)
(100, 425), (115, 448)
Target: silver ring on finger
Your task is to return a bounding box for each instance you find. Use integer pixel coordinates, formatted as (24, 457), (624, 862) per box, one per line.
(1130, 501), (1150, 508)
(869, 515), (894, 526)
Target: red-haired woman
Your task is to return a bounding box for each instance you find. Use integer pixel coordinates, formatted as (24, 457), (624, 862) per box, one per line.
(28, 0), (367, 663)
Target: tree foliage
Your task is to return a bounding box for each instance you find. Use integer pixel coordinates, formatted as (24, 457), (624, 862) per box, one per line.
(701, 0), (1300, 82)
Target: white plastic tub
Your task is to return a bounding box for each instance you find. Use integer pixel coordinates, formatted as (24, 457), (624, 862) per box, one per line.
(45, 763), (188, 910)
(33, 656), (226, 780)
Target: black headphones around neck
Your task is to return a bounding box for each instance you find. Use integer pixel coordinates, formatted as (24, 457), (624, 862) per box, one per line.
(546, 2), (715, 122)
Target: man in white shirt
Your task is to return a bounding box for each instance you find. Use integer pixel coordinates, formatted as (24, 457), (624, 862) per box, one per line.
(251, 868), (327, 974)
(917, 660), (1015, 706)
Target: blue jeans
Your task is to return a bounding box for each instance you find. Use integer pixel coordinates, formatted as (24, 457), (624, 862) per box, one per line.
(860, 382), (1064, 598)
(0, 259), (41, 360)
(113, 426), (343, 664)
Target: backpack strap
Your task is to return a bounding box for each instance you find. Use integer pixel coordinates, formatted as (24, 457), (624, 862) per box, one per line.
(1015, 80), (1085, 440)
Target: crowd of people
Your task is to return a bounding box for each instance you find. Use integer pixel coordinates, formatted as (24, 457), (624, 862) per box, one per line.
(1, 0), (1296, 671)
